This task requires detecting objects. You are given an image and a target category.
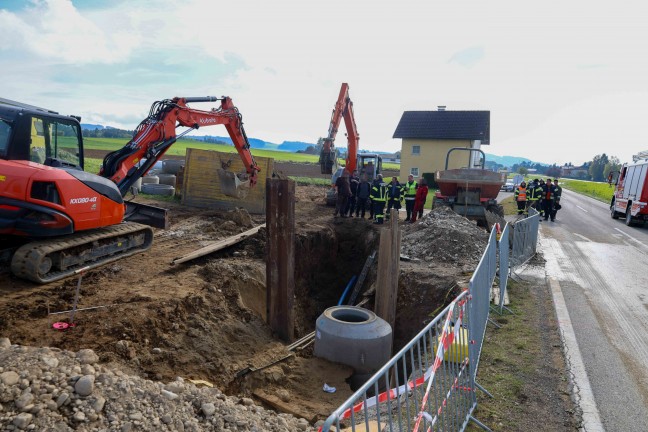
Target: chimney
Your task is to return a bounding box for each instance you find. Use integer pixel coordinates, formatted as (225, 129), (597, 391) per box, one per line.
(437, 105), (446, 111)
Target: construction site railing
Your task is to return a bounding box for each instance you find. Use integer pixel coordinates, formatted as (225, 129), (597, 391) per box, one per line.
(319, 290), (479, 432)
(494, 223), (511, 314)
(320, 227), (501, 432)
(468, 227), (498, 380)
(510, 207), (540, 268)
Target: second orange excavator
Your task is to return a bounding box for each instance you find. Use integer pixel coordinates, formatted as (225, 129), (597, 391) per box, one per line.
(318, 83), (383, 206)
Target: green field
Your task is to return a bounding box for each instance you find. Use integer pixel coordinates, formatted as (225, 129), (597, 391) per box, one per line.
(80, 137), (400, 170)
(558, 178), (614, 204)
(82, 137), (321, 163)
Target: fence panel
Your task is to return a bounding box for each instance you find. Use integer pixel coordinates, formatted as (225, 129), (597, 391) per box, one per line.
(496, 223), (510, 314)
(511, 208), (540, 268)
(468, 228), (497, 379)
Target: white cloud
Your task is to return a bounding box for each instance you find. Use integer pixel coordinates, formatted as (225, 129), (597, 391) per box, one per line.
(1, 0), (647, 165)
(0, 0), (137, 63)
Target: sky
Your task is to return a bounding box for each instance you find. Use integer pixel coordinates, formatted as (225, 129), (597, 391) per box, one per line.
(1, 0), (646, 166)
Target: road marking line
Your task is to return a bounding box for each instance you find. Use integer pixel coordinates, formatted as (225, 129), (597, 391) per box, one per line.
(573, 233), (591, 242)
(576, 205), (589, 213)
(614, 228), (648, 252)
(548, 277), (605, 432)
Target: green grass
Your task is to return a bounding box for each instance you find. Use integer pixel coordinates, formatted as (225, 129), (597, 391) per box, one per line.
(466, 279), (573, 431)
(558, 178), (614, 204)
(84, 158), (103, 174)
(80, 137), (404, 169)
(82, 137), (320, 163)
(289, 176), (331, 186)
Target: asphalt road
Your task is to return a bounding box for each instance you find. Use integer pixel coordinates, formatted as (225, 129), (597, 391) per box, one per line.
(540, 189), (648, 431)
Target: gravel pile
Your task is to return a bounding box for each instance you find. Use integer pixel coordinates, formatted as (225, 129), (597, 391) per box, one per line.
(401, 206), (488, 266)
(0, 338), (314, 431)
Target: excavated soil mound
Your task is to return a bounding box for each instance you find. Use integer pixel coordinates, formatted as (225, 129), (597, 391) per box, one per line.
(401, 206), (489, 269)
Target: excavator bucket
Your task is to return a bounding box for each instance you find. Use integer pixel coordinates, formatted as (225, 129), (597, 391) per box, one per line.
(319, 149), (339, 175)
(217, 168), (251, 199)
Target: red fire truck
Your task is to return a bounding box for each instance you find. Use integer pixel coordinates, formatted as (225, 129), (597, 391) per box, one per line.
(610, 152), (648, 226)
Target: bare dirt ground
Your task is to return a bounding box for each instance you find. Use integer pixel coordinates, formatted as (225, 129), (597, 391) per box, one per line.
(0, 183), (577, 428)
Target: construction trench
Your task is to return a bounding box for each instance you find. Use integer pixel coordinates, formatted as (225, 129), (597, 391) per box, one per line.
(0, 184), (491, 428)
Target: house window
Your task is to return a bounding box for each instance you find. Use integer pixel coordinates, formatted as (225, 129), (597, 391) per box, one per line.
(410, 167), (419, 177)
(412, 145), (420, 155)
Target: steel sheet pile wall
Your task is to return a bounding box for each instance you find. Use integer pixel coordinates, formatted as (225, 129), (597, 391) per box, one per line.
(181, 148), (274, 214)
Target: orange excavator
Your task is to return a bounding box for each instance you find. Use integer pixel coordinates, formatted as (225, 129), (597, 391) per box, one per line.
(0, 96), (260, 283)
(318, 83), (382, 205)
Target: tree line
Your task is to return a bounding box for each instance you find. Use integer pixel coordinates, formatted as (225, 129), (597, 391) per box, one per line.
(509, 154), (622, 182)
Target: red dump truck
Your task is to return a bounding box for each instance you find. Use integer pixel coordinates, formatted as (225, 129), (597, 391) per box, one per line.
(433, 148), (506, 228)
(610, 153), (648, 227)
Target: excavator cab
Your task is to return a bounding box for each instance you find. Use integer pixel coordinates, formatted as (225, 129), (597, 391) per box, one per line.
(358, 153), (382, 182)
(0, 99), (84, 170)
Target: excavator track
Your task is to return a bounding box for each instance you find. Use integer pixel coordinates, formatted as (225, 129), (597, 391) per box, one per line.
(11, 222), (154, 284)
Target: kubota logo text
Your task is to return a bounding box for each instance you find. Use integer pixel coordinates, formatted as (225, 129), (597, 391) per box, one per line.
(70, 197), (98, 204)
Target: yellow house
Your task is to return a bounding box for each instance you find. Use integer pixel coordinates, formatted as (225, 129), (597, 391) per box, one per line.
(393, 108), (490, 181)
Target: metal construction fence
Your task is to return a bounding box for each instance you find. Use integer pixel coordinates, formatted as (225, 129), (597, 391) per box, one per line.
(319, 290), (479, 432)
(320, 227), (500, 432)
(510, 207), (540, 268)
(494, 223), (511, 315)
(468, 227), (497, 379)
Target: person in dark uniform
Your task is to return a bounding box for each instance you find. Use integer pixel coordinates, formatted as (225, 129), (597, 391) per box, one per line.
(552, 178), (563, 221)
(370, 174), (388, 224)
(345, 170), (360, 216)
(541, 178), (558, 222)
(386, 176), (403, 220)
(355, 174), (371, 218)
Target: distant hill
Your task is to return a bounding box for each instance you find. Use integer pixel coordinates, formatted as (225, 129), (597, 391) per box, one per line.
(81, 123), (107, 130)
(485, 154), (546, 168)
(277, 141), (313, 152)
(189, 136), (312, 152)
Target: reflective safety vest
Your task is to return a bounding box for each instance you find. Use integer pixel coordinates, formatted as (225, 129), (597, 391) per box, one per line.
(371, 182), (388, 202)
(403, 181), (417, 200)
(514, 187), (527, 201)
(528, 185), (542, 201)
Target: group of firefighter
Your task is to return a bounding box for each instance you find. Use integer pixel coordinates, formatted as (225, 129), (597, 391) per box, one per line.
(513, 178), (563, 222)
(334, 171), (429, 225)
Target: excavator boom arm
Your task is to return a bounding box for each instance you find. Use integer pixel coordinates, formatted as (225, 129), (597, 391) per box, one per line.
(101, 96), (260, 196)
(319, 83), (360, 174)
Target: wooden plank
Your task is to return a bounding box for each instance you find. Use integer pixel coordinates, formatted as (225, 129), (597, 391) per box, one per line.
(252, 389), (314, 421)
(374, 209), (401, 329)
(346, 251), (376, 306)
(266, 179), (295, 342)
(342, 421), (381, 432)
(171, 225), (265, 264)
